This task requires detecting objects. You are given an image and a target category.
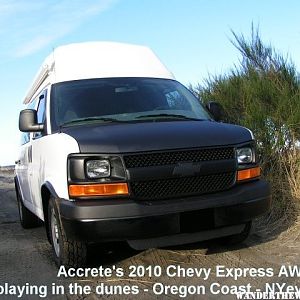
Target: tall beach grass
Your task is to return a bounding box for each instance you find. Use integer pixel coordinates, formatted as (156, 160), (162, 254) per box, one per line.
(193, 26), (300, 228)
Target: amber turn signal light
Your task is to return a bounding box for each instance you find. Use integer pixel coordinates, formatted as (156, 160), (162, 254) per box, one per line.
(69, 183), (129, 197)
(237, 167), (261, 181)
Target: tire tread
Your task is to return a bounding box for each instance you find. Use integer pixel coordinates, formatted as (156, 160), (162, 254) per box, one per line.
(48, 198), (87, 267)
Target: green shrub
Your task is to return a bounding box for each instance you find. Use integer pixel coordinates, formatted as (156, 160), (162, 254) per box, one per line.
(193, 25), (300, 224)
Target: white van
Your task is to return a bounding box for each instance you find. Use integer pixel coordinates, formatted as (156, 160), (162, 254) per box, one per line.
(15, 42), (271, 267)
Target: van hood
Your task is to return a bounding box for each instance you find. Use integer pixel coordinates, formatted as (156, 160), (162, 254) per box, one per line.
(61, 121), (253, 153)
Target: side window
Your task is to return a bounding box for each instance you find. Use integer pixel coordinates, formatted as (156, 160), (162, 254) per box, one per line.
(20, 100), (36, 145)
(33, 90), (47, 139)
(37, 94), (46, 124)
(20, 132), (30, 145)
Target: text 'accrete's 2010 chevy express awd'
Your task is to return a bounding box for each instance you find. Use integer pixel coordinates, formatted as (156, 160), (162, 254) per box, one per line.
(15, 42), (271, 267)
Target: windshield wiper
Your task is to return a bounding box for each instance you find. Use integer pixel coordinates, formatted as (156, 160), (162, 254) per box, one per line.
(61, 114), (205, 127)
(136, 113), (203, 121)
(61, 116), (124, 127)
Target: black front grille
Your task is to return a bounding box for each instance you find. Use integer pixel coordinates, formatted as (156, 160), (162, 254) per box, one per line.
(124, 147), (234, 168)
(130, 172), (235, 200)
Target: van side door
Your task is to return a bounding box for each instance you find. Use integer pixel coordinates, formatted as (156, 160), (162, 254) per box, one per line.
(29, 90), (48, 218)
(15, 101), (36, 211)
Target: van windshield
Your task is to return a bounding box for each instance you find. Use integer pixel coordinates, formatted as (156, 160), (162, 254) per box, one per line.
(51, 78), (211, 128)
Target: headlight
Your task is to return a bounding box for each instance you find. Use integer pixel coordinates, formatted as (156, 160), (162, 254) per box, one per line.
(236, 147), (254, 164)
(86, 159), (110, 178)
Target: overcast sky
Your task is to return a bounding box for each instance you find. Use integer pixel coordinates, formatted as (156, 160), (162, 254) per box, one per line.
(1, 0), (300, 165)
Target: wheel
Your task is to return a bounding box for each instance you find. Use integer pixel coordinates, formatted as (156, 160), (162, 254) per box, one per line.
(219, 222), (252, 245)
(48, 198), (87, 267)
(16, 186), (41, 229)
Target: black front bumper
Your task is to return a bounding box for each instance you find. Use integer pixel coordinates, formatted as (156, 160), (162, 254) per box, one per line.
(57, 179), (271, 243)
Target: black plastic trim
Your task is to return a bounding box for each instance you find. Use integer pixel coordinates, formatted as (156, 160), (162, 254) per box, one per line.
(128, 159), (236, 181)
(42, 181), (59, 199)
(58, 179), (271, 242)
(68, 153), (126, 183)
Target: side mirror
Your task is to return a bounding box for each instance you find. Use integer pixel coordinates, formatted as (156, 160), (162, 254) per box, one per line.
(19, 109), (44, 132)
(206, 101), (223, 122)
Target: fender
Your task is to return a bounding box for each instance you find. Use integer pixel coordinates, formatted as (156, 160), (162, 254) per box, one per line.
(14, 175), (31, 211)
(42, 181), (59, 199)
(14, 175), (19, 192)
(14, 176), (22, 204)
(41, 181), (61, 243)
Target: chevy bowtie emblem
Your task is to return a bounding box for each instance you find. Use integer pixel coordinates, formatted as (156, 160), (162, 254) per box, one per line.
(172, 162), (202, 177)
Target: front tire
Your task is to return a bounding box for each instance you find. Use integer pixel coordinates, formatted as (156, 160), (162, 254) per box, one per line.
(48, 198), (87, 267)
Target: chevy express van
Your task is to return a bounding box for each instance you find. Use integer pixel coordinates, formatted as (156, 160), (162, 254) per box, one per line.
(15, 42), (271, 267)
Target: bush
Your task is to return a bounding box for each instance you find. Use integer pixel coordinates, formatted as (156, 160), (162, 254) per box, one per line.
(193, 25), (300, 225)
